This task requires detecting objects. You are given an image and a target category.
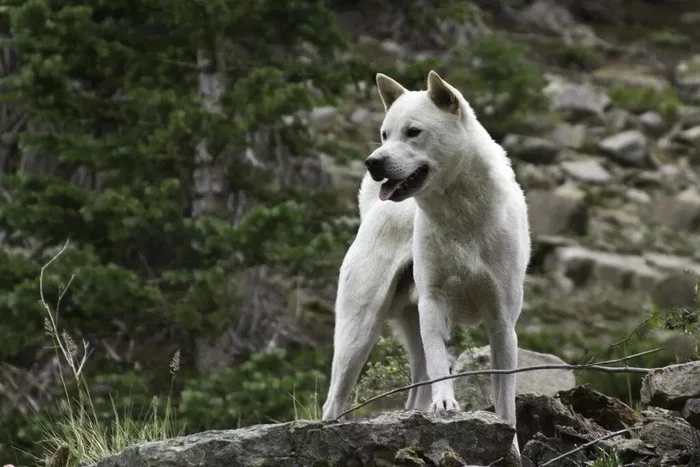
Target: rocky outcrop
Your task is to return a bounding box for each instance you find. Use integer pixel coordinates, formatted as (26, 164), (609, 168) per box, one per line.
(641, 361), (700, 410)
(518, 383), (700, 466)
(93, 411), (517, 467)
(93, 377), (700, 467)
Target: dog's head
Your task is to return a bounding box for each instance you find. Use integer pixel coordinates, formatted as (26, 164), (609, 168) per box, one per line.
(366, 70), (470, 202)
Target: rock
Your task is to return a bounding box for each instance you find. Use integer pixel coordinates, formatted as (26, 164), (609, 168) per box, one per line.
(639, 111), (664, 132)
(643, 252), (700, 276)
(678, 125), (700, 147)
(453, 346), (575, 411)
(502, 134), (560, 164)
(557, 384), (642, 431)
(93, 411), (516, 467)
(515, 393), (607, 449)
(527, 183), (588, 237)
(682, 398), (700, 430)
(521, 433), (588, 467)
(516, 164), (562, 190)
(548, 123), (585, 149)
(638, 410), (698, 452)
(561, 159), (611, 184)
(641, 361), (700, 410)
(626, 188), (651, 204)
(652, 187), (700, 232)
(598, 130), (656, 168)
(650, 272), (700, 310)
(308, 106), (338, 130)
(592, 64), (670, 92)
(605, 438), (657, 465)
(545, 246), (663, 290)
(661, 334), (698, 362)
(543, 80), (610, 118)
(518, 0), (600, 47)
(349, 107), (371, 125)
(604, 108), (635, 133)
(380, 40), (404, 57)
(676, 55), (700, 94)
(681, 11), (700, 25)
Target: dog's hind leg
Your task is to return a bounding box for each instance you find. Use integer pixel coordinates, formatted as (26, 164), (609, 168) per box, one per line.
(389, 302), (431, 412)
(485, 317), (520, 452)
(322, 205), (414, 421)
(321, 289), (385, 421)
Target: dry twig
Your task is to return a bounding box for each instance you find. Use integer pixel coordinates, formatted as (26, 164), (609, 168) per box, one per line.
(539, 428), (630, 466)
(39, 240), (90, 380)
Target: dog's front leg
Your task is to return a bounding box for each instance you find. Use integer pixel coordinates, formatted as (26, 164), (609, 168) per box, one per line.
(418, 295), (460, 412)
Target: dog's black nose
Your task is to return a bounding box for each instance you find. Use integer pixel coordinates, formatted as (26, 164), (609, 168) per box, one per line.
(365, 157), (386, 181)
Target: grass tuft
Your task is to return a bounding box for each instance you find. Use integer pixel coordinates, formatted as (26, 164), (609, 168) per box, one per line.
(35, 241), (183, 467)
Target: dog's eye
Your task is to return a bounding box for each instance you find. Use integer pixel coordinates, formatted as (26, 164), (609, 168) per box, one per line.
(381, 131), (387, 140)
(406, 127), (422, 138)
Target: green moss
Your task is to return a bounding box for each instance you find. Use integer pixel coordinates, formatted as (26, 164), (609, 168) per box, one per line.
(395, 446), (427, 466)
(649, 29), (691, 47)
(609, 83), (680, 118)
(550, 43), (604, 71)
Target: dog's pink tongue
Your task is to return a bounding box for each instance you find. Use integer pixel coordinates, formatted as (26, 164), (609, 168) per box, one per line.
(379, 179), (401, 201)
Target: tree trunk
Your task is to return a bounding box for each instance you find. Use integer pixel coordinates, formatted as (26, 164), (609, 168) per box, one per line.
(192, 49), (229, 219)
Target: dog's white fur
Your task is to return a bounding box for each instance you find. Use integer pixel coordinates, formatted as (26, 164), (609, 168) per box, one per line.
(322, 70), (531, 450)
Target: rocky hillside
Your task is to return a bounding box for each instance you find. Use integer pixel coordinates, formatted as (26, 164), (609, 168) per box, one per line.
(316, 0), (700, 363)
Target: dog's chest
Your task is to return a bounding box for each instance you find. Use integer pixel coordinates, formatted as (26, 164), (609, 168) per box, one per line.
(413, 223), (498, 319)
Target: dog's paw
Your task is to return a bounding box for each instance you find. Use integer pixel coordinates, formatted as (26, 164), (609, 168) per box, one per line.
(430, 397), (460, 413)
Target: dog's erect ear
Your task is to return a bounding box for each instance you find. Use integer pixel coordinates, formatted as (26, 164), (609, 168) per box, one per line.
(427, 70), (460, 115)
(376, 73), (407, 111)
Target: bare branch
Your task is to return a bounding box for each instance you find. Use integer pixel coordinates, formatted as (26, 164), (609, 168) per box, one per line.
(539, 428), (630, 467)
(586, 317), (653, 364)
(595, 347), (663, 366)
(338, 363), (651, 420)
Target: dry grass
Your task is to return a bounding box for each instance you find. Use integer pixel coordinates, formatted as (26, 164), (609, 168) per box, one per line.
(35, 241), (183, 467)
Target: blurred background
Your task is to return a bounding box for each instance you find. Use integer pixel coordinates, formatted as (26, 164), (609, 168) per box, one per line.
(0, 0), (699, 465)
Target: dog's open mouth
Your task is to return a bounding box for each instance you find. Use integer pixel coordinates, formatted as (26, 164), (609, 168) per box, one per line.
(379, 166), (430, 202)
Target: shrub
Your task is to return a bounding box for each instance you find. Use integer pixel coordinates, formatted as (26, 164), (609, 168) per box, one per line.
(443, 32), (548, 139)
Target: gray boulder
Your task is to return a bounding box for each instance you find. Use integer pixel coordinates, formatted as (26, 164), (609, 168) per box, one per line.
(502, 134), (560, 164)
(561, 159), (612, 184)
(598, 130), (657, 169)
(641, 361), (700, 410)
(527, 184), (589, 237)
(544, 245), (663, 290)
(454, 346), (575, 411)
(652, 187), (700, 233)
(639, 409), (698, 452)
(93, 411), (517, 467)
(543, 80), (610, 118)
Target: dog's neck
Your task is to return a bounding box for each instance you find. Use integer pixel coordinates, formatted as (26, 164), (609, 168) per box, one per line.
(414, 118), (511, 229)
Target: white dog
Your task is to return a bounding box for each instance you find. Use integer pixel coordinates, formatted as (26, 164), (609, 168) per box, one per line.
(321, 70), (531, 450)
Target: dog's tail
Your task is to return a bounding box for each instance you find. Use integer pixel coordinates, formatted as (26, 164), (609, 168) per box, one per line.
(357, 172), (379, 221)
